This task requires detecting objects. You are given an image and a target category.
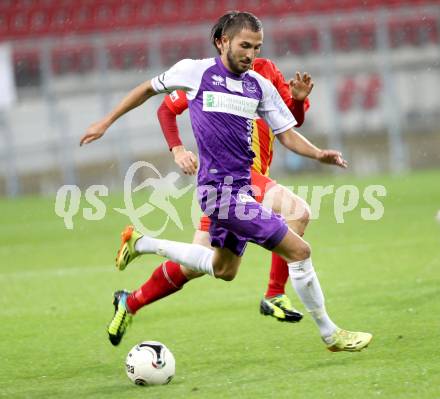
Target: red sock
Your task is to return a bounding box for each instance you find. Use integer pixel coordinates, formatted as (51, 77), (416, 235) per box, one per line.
(126, 261), (188, 314)
(265, 253), (289, 298)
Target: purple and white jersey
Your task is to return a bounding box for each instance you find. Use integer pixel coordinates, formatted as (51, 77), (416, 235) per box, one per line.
(151, 57), (296, 187)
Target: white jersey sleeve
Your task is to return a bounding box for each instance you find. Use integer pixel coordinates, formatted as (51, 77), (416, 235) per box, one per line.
(250, 70), (297, 135)
(151, 58), (215, 100)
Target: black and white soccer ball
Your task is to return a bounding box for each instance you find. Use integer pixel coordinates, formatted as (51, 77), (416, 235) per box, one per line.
(125, 341), (175, 386)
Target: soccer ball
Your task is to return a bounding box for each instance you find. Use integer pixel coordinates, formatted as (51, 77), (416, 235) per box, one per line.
(125, 341), (175, 386)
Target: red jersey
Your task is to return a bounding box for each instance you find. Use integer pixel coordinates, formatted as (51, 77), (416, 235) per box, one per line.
(163, 58), (310, 176)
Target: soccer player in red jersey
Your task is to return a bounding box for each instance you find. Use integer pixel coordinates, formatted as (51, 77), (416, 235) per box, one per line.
(124, 16), (314, 324)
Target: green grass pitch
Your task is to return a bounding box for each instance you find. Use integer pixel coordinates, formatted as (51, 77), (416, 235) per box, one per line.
(1, 169), (439, 398)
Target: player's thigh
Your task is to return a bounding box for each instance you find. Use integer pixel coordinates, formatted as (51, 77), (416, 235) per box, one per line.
(262, 183), (310, 225)
(212, 247), (242, 281)
(190, 221), (242, 280)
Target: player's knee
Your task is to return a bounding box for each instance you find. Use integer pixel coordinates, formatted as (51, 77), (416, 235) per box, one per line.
(294, 241), (311, 261)
(299, 204), (311, 226)
(213, 265), (237, 281)
(214, 269), (237, 281)
(288, 206), (310, 232)
(218, 272), (236, 281)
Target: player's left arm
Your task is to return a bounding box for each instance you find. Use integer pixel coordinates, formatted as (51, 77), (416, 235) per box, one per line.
(257, 77), (346, 168)
(276, 129), (347, 168)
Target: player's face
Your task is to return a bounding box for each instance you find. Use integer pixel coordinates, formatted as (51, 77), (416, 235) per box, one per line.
(221, 29), (263, 74)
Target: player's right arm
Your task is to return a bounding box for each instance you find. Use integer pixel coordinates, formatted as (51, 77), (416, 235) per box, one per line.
(80, 80), (156, 146)
(80, 58), (207, 146)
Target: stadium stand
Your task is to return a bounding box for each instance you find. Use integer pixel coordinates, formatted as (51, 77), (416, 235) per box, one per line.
(337, 75), (382, 112)
(331, 23), (376, 52)
(1, 0), (439, 82)
(1, 0), (439, 39)
(273, 27), (320, 56)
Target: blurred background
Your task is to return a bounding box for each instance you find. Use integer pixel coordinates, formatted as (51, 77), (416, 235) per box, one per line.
(0, 0), (439, 196)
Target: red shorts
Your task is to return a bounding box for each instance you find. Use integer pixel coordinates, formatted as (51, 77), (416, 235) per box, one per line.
(198, 170), (277, 232)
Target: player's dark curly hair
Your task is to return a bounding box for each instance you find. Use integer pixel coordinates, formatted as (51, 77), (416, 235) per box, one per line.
(210, 11), (263, 54)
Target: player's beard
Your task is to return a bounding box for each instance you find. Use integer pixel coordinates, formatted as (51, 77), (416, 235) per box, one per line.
(226, 47), (251, 74)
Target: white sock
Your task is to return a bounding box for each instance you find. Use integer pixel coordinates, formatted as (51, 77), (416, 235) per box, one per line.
(288, 257), (338, 339)
(135, 236), (214, 276)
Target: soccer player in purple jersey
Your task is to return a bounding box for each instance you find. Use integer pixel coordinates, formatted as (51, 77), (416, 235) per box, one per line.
(81, 12), (372, 352)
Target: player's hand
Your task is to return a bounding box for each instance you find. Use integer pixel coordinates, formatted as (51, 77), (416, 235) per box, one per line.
(172, 146), (198, 175)
(289, 72), (314, 101)
(317, 150), (348, 168)
(80, 121), (109, 146)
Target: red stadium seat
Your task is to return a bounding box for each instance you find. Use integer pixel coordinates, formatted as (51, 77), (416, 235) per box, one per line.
(338, 78), (356, 112)
(13, 49), (41, 86)
(332, 23), (376, 52)
(388, 16), (438, 48)
(0, 0), (439, 43)
(10, 11), (30, 37)
(51, 45), (95, 75)
(113, 2), (137, 29)
(71, 5), (95, 34)
(106, 43), (149, 71)
(29, 8), (50, 34)
(412, 17), (438, 45)
(362, 75), (381, 110)
(0, 12), (8, 37)
(160, 37), (207, 66)
(0, 0), (14, 10)
(92, 3), (116, 32)
(273, 28), (320, 57)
